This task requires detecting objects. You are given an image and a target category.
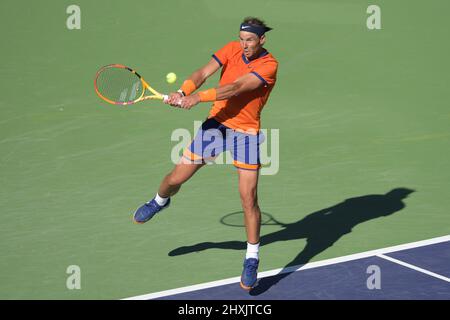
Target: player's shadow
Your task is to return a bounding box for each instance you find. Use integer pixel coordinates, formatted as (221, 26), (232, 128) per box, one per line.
(168, 188), (415, 296)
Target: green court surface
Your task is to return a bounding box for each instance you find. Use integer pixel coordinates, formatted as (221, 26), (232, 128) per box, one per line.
(0, 0), (449, 299)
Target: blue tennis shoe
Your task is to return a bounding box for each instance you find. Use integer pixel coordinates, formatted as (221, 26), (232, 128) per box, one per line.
(240, 258), (259, 290)
(133, 198), (171, 224)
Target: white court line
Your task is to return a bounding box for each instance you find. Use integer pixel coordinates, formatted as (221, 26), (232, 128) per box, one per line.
(123, 235), (450, 300)
(377, 254), (450, 282)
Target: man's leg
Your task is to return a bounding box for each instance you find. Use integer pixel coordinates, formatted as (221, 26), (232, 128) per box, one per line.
(238, 168), (261, 244)
(133, 157), (204, 223)
(158, 156), (205, 198)
(238, 168), (261, 290)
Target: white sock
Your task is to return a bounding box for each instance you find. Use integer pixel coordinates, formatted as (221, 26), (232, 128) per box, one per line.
(245, 242), (260, 260)
(154, 193), (168, 206)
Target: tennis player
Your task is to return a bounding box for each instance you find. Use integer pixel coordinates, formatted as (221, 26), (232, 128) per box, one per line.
(133, 17), (278, 290)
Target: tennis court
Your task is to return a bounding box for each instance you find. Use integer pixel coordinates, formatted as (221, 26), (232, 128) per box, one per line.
(126, 236), (450, 299)
(1, 0), (449, 300)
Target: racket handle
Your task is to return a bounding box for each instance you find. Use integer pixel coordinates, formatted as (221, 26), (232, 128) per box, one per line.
(162, 94), (182, 107)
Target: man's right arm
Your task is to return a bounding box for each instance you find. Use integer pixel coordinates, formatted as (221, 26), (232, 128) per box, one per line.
(167, 58), (221, 106)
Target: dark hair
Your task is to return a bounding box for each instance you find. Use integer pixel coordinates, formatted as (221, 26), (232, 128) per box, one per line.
(242, 17), (273, 31)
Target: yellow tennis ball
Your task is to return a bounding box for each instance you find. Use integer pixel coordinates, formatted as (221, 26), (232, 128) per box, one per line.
(166, 72), (177, 84)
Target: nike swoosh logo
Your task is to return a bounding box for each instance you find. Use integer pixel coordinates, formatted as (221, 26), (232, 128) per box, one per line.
(241, 26), (250, 29)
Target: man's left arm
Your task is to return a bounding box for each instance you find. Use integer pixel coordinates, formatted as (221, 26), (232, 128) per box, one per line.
(179, 73), (264, 109)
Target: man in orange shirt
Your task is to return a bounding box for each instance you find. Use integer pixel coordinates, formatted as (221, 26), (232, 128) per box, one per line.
(133, 17), (278, 291)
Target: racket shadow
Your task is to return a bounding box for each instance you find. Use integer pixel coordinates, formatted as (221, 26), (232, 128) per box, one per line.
(168, 188), (415, 296)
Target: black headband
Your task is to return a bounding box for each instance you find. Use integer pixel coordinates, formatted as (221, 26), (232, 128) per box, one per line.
(240, 23), (272, 37)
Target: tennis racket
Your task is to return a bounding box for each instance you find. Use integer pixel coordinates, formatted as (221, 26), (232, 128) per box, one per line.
(94, 64), (169, 105)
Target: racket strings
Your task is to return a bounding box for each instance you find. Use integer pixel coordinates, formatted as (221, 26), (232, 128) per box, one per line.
(96, 67), (143, 103)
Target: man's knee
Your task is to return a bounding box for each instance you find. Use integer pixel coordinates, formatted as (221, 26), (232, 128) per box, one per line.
(166, 172), (187, 187)
(240, 191), (258, 211)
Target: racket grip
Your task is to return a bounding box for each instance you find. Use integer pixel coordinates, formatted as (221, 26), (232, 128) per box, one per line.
(162, 95), (169, 103)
